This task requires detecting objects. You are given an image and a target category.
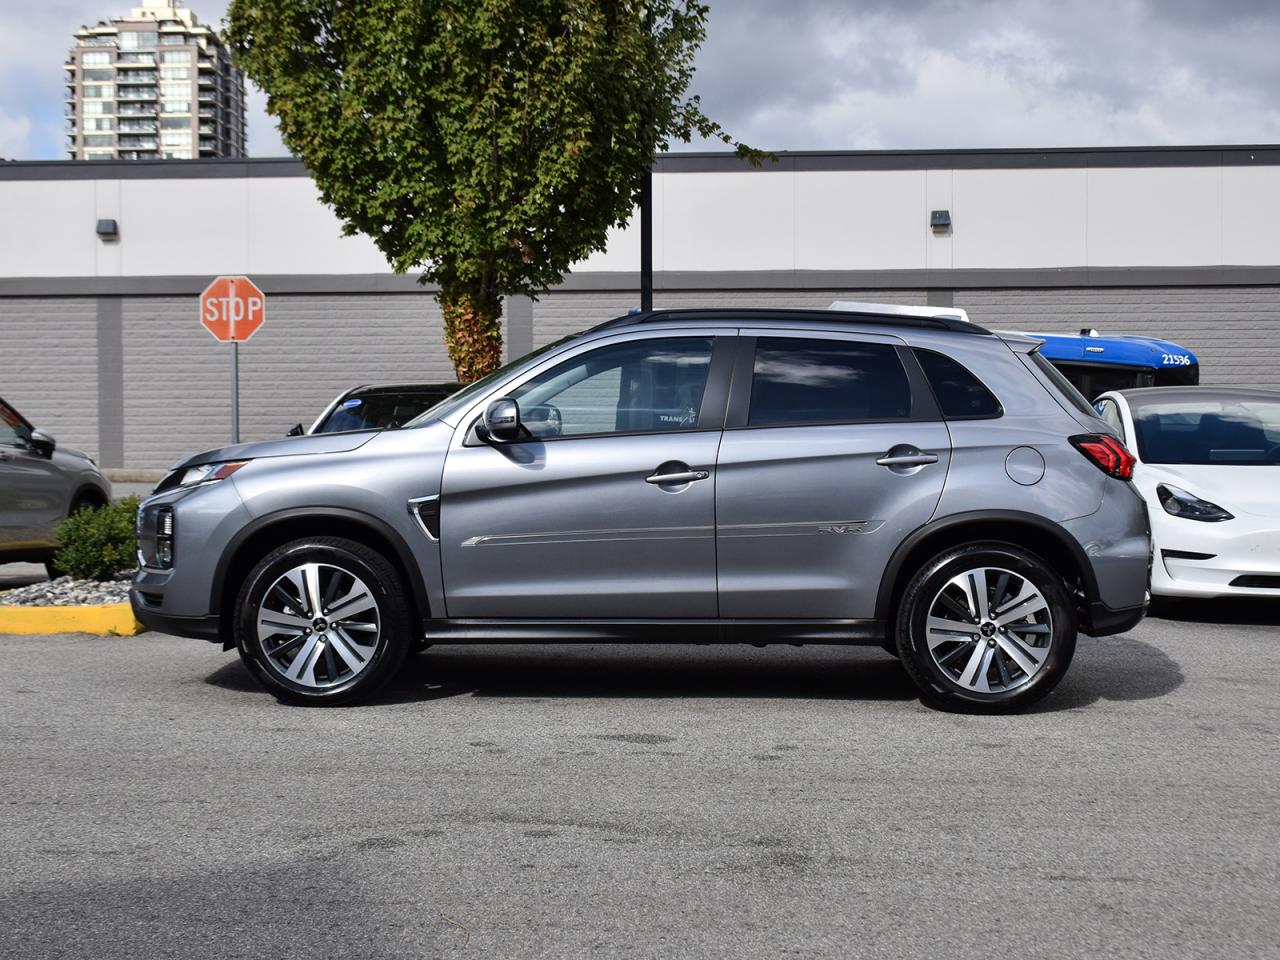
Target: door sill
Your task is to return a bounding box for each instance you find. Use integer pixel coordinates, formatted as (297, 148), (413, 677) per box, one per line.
(423, 618), (885, 644)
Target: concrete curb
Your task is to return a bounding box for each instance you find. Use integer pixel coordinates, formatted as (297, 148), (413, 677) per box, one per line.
(0, 602), (144, 636)
(104, 468), (165, 483)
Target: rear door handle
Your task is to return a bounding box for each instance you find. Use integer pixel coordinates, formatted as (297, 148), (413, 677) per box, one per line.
(876, 451), (939, 467)
(645, 469), (709, 485)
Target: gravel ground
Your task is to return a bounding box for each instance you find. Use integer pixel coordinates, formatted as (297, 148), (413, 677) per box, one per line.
(0, 602), (1277, 959)
(0, 574), (131, 606)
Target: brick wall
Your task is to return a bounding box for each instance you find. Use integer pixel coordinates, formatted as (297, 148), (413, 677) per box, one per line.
(0, 297), (99, 460)
(954, 287), (1280, 388)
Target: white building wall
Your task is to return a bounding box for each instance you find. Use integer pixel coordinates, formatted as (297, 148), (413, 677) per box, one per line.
(7, 161), (1280, 279)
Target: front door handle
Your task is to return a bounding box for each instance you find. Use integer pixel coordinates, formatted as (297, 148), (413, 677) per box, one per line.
(645, 469), (710, 485)
(876, 450), (939, 468)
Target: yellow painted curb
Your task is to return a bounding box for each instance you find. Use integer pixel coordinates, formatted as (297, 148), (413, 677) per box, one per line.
(0, 602), (144, 637)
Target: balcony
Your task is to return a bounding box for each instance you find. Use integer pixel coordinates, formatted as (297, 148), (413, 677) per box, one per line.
(199, 138), (217, 151)
(118, 103), (156, 115)
(118, 87), (157, 100)
(116, 52), (155, 64)
(118, 120), (157, 133)
(117, 71), (157, 83)
(117, 137), (157, 150)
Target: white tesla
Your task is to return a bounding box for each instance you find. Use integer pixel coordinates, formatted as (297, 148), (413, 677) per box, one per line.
(1093, 387), (1280, 599)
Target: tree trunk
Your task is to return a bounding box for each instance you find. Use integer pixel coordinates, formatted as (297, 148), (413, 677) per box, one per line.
(439, 291), (503, 383)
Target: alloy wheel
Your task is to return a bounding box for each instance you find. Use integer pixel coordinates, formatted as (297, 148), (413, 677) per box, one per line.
(924, 566), (1053, 694)
(255, 562), (381, 689)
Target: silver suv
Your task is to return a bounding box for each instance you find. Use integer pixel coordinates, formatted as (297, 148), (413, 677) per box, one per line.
(132, 304), (1151, 711)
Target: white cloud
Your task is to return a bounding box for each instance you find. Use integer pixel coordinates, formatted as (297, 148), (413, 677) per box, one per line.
(2, 0), (1280, 160)
(0, 109), (32, 159)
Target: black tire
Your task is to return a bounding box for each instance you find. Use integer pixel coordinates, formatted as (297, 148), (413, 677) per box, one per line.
(234, 536), (412, 706)
(895, 541), (1077, 713)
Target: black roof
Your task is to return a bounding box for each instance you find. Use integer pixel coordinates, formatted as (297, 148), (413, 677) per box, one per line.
(345, 382), (460, 396)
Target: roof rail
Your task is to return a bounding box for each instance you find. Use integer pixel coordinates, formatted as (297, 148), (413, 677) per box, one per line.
(593, 304), (990, 335)
(827, 300), (971, 324)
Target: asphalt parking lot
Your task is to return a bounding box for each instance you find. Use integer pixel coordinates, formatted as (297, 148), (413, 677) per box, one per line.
(1, 604), (1277, 960)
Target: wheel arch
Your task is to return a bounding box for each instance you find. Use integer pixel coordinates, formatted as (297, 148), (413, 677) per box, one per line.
(211, 507), (431, 643)
(875, 510), (1099, 625)
(69, 483), (109, 510)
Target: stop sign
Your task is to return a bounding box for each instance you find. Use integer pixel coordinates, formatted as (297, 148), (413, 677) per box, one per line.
(200, 276), (265, 342)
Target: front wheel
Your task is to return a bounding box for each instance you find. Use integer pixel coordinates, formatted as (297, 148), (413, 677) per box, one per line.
(895, 542), (1077, 713)
(234, 536), (412, 706)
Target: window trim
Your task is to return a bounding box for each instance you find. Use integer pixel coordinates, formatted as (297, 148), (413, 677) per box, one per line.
(724, 334), (938, 430)
(909, 347), (1004, 422)
(460, 334), (734, 446)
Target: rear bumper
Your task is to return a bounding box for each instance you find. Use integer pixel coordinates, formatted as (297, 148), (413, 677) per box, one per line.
(130, 590), (222, 642)
(1081, 598), (1148, 637)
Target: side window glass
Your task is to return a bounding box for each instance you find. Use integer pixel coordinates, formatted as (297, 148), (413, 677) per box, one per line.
(0, 402), (29, 449)
(914, 349), (1003, 420)
(509, 338), (714, 439)
(748, 338), (911, 426)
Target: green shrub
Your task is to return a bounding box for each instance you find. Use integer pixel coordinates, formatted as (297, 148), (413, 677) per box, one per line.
(52, 496), (141, 581)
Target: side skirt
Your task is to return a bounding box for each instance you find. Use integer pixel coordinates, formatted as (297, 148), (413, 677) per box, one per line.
(421, 618), (886, 645)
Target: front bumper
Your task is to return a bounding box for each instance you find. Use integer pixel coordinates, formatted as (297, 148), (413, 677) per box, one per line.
(1152, 521), (1280, 598)
(131, 588), (222, 642)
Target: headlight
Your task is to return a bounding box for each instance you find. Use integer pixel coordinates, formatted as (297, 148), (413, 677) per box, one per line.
(1156, 484), (1233, 522)
(178, 461), (248, 487)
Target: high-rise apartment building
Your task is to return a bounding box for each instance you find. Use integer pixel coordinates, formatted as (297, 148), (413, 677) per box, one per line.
(65, 0), (246, 160)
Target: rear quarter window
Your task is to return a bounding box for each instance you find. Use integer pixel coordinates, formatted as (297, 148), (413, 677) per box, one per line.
(913, 349), (1002, 419)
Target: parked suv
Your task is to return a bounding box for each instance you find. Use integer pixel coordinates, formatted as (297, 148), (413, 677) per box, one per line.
(1, 395), (112, 570)
(132, 305), (1150, 711)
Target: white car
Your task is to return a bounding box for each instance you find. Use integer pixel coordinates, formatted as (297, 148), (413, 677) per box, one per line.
(1094, 387), (1280, 599)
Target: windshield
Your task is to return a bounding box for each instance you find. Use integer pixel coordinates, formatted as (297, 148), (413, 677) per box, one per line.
(315, 389), (457, 434)
(1131, 399), (1280, 465)
(403, 335), (576, 427)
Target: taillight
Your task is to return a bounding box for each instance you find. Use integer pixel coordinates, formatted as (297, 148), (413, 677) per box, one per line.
(1070, 434), (1136, 480)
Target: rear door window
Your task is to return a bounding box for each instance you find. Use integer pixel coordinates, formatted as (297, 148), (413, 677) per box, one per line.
(748, 338), (912, 426)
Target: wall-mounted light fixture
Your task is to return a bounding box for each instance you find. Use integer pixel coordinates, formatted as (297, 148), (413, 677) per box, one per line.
(930, 209), (951, 234)
(96, 218), (119, 241)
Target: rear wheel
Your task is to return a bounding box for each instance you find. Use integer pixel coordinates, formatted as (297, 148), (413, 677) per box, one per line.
(895, 542), (1076, 713)
(234, 537), (411, 706)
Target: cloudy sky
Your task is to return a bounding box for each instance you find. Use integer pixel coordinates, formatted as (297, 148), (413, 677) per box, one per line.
(3, 0), (1279, 160)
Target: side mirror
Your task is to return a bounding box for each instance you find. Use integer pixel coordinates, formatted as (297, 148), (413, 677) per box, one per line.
(286, 423), (305, 437)
(482, 398), (521, 443)
(29, 428), (56, 458)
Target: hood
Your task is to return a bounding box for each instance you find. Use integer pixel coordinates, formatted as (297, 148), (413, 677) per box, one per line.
(171, 430), (380, 472)
(57, 445), (94, 462)
(1139, 462), (1280, 518)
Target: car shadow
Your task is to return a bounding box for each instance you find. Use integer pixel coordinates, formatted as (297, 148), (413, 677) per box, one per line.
(1148, 596), (1280, 626)
(1032, 633), (1185, 712)
(374, 645), (921, 705)
(204, 635), (1184, 712)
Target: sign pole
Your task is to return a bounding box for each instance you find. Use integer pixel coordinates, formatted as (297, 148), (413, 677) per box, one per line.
(199, 275), (264, 445)
(229, 277), (239, 444)
(231, 340), (240, 444)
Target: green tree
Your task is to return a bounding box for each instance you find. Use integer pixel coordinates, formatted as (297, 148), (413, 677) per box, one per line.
(227, 0), (756, 382)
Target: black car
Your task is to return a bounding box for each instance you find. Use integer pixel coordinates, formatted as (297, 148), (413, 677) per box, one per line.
(289, 383), (462, 436)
